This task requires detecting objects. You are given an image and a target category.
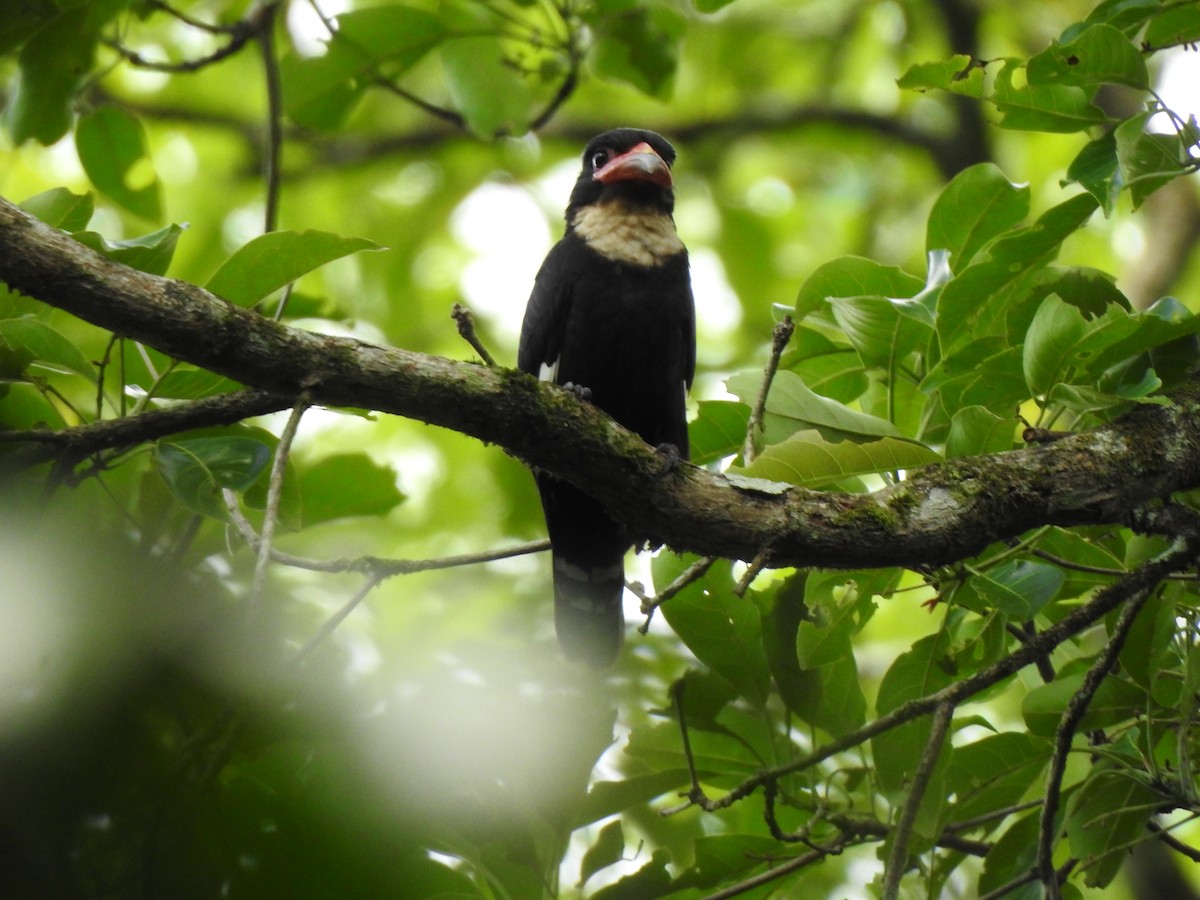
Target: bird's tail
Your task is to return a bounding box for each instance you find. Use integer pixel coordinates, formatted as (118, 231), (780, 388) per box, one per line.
(553, 553), (625, 668)
(537, 476), (629, 668)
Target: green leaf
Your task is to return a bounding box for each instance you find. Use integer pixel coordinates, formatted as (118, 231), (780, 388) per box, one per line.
(970, 560), (1064, 619)
(154, 436), (272, 518)
(827, 294), (935, 369)
(206, 230), (383, 307)
(1026, 24), (1148, 89)
(943, 733), (1048, 833)
(20, 187), (94, 231)
(927, 163), (1030, 272)
(72, 224), (183, 276)
(579, 820), (625, 887)
(1021, 672), (1147, 737)
(296, 453), (405, 527)
(589, 849), (671, 900)
(1145, 4), (1200, 48)
(896, 54), (984, 98)
(75, 107), (162, 221)
(152, 369), (243, 400)
(733, 431), (940, 488)
(281, 7), (448, 130)
(796, 256), (924, 321)
(727, 370), (902, 443)
(0, 318), (96, 379)
(993, 59), (1107, 132)
(1067, 132), (1120, 214)
(4, 6), (96, 144)
(945, 406), (1015, 458)
(654, 555), (771, 707)
(1067, 765), (1161, 887)
(588, 4), (684, 99)
(441, 37), (532, 137)
(674, 834), (786, 890)
(1115, 111), (1190, 209)
(689, 400), (750, 466)
(575, 769), (696, 827)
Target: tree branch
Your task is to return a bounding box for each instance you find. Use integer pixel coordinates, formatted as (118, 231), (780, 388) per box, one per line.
(5, 194), (1200, 571)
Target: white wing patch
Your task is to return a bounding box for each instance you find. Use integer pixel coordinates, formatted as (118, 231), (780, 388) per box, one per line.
(539, 358), (560, 383)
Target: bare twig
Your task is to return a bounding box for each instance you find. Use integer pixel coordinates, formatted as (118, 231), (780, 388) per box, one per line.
(451, 303), (497, 366)
(249, 398), (308, 620)
(637, 555), (717, 632)
(257, 2), (284, 235)
(292, 572), (385, 664)
(733, 547), (771, 597)
(882, 702), (954, 900)
(742, 316), (794, 465)
(696, 841), (853, 900)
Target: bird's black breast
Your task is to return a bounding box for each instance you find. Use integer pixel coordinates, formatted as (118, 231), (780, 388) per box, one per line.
(518, 232), (694, 455)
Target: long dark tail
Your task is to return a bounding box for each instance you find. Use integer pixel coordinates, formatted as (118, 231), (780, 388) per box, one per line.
(536, 476), (629, 668)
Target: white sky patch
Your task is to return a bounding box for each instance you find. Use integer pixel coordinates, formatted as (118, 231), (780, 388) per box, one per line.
(1149, 49), (1200, 135)
(452, 182), (553, 344)
(287, 0), (350, 56)
(690, 247), (743, 351)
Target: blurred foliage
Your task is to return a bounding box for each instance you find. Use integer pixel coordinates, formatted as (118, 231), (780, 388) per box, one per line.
(2, 0), (1200, 898)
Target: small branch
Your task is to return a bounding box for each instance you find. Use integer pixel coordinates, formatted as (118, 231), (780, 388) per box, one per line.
(977, 859), (1077, 900)
(742, 316), (793, 465)
(733, 547), (770, 597)
(249, 398), (308, 620)
(1036, 567), (1177, 897)
(257, 2), (285, 234)
(1149, 819), (1200, 863)
(696, 841), (852, 900)
(292, 572), (385, 664)
(451, 303), (497, 366)
(637, 555), (717, 632)
(881, 702), (954, 900)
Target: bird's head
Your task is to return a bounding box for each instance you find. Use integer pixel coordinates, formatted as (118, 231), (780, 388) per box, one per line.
(566, 128), (676, 218)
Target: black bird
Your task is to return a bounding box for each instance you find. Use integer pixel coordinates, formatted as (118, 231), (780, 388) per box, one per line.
(518, 128), (695, 667)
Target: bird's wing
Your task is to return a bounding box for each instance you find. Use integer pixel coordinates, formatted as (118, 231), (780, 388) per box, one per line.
(518, 240), (572, 382)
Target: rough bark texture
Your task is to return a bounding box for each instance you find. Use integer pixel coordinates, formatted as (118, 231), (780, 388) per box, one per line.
(4, 193), (1200, 569)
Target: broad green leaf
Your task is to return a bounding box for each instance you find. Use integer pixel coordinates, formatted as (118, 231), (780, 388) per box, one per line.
(1067, 132), (1120, 214)
(281, 7), (447, 130)
(1083, 0), (1164, 35)
(1026, 24), (1148, 89)
(75, 107), (162, 220)
(1115, 111), (1190, 209)
(441, 38), (532, 137)
(782, 327), (868, 403)
(796, 256), (923, 321)
(579, 820), (625, 887)
(1023, 293), (1150, 396)
(979, 808), (1046, 899)
(1067, 766), (1161, 887)
(1021, 672), (1147, 737)
(296, 453), (405, 527)
(733, 430), (940, 488)
(154, 436), (271, 518)
(575, 769), (697, 827)
(930, 345), (1029, 419)
(624, 719), (761, 776)
(674, 834), (786, 890)
(896, 54), (984, 98)
(1145, 5), (1200, 48)
(689, 400), (750, 466)
(654, 555), (771, 707)
(927, 163), (1030, 272)
(206, 230), (382, 307)
(588, 4), (684, 98)
(937, 194), (1098, 352)
(4, 6), (96, 144)
(943, 732), (1048, 832)
(0, 1), (63, 55)
(152, 369), (243, 400)
(727, 370), (902, 443)
(993, 59), (1107, 132)
(827, 294), (935, 369)
(20, 187), (93, 231)
(0, 318), (95, 379)
(72, 224), (183, 276)
(970, 560), (1064, 619)
(945, 406), (1015, 458)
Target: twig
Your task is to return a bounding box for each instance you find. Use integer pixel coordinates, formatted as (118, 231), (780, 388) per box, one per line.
(1148, 819), (1200, 863)
(292, 572), (385, 664)
(1036, 573), (1168, 897)
(733, 547), (771, 597)
(249, 398), (308, 620)
(451, 303), (497, 366)
(696, 841), (852, 900)
(977, 859), (1076, 900)
(637, 555), (717, 632)
(257, 2), (284, 234)
(742, 316), (793, 465)
(882, 701), (954, 900)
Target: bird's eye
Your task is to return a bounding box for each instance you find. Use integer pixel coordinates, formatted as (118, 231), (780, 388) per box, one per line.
(590, 150), (610, 170)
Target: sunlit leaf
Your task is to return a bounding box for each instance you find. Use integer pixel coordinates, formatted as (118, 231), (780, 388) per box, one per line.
(896, 54), (984, 97)
(1026, 24), (1148, 89)
(993, 59), (1107, 132)
(733, 430), (939, 488)
(20, 187), (93, 231)
(296, 453), (405, 526)
(76, 107), (162, 220)
(207, 230), (383, 307)
(72, 224), (183, 276)
(945, 406), (1015, 458)
(0, 317), (95, 379)
(1115, 111), (1190, 209)
(795, 256), (923, 321)
(727, 370), (902, 443)
(927, 163), (1030, 272)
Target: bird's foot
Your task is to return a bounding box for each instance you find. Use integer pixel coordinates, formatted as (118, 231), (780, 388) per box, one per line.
(653, 442), (683, 478)
(561, 381), (593, 402)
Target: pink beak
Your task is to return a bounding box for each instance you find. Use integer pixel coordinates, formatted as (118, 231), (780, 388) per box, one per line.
(593, 142), (672, 189)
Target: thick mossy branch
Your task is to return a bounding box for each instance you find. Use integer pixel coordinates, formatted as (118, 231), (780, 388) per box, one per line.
(4, 194), (1200, 569)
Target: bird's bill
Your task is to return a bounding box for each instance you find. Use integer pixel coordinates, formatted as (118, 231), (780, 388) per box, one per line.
(593, 142), (672, 188)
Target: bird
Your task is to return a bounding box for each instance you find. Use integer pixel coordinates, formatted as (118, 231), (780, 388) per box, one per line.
(518, 128), (696, 668)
